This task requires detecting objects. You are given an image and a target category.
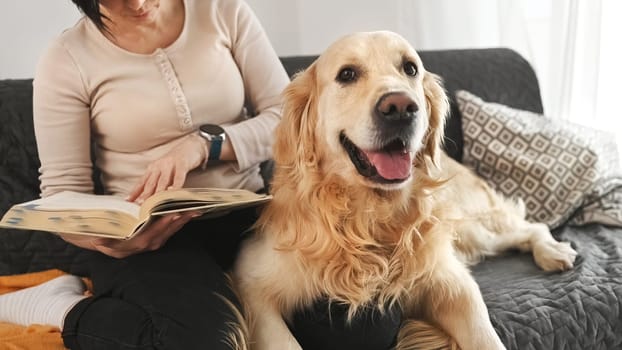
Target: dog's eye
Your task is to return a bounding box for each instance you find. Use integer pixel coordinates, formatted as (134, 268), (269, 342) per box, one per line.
(403, 61), (418, 77)
(336, 67), (358, 83)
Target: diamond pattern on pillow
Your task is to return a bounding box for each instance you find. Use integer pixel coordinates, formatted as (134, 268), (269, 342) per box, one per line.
(456, 90), (622, 229)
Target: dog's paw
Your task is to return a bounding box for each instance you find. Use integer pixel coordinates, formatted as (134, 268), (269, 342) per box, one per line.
(532, 240), (577, 271)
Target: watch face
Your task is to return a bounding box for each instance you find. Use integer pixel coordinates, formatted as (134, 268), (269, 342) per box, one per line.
(200, 124), (225, 135)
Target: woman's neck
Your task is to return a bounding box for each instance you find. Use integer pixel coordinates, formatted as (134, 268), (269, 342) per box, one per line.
(101, 0), (185, 54)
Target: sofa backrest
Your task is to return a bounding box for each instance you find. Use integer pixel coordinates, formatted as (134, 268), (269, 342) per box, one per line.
(0, 79), (40, 214)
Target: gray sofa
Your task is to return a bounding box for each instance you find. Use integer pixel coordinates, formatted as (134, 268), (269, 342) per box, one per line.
(1, 48), (621, 349)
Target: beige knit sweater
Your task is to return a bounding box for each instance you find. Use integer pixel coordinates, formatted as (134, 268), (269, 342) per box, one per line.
(33, 0), (289, 197)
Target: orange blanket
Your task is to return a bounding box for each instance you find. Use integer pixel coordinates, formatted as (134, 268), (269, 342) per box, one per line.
(0, 322), (65, 350)
(0, 269), (91, 350)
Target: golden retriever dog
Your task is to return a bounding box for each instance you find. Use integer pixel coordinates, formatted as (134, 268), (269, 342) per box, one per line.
(232, 31), (577, 350)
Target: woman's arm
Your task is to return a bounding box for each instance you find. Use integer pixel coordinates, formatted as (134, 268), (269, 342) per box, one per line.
(219, 0), (291, 171)
(33, 40), (94, 197)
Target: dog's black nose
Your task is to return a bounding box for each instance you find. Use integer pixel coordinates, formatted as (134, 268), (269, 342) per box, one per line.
(375, 92), (418, 122)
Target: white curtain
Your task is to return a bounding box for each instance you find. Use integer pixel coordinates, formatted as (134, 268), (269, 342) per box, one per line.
(594, 0), (622, 156)
(527, 0), (621, 158)
(397, 0), (622, 158)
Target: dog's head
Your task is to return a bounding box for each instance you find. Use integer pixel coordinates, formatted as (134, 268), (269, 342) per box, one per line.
(274, 31), (448, 191)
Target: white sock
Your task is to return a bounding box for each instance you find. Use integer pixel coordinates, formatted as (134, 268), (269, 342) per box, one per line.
(0, 274), (87, 328)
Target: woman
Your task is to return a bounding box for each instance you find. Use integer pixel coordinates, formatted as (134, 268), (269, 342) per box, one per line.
(0, 0), (289, 348)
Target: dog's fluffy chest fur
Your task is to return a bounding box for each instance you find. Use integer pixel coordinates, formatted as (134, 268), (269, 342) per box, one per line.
(254, 177), (450, 317)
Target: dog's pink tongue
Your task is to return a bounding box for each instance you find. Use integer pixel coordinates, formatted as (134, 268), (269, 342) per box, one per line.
(364, 150), (412, 180)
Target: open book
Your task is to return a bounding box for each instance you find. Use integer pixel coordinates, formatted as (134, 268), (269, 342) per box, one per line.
(0, 188), (271, 240)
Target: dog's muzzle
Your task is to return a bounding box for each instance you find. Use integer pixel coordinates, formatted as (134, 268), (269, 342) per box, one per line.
(338, 92), (419, 184)
(339, 132), (412, 184)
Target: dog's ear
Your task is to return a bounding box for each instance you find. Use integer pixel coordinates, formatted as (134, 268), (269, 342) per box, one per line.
(273, 63), (318, 167)
(422, 72), (449, 166)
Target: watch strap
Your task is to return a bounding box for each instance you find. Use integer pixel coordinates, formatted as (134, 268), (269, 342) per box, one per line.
(208, 139), (223, 161)
(198, 124), (226, 167)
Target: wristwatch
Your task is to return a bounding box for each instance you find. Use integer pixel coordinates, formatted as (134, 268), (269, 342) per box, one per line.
(199, 124), (226, 161)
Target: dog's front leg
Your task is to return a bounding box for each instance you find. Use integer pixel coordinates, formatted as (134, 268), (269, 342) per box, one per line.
(247, 300), (302, 350)
(409, 255), (505, 350)
(233, 238), (303, 350)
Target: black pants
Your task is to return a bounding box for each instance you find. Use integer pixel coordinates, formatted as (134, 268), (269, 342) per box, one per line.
(291, 299), (402, 350)
(61, 207), (256, 350)
(61, 208), (401, 350)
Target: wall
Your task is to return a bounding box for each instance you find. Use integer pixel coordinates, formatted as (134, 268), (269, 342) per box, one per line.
(246, 0), (505, 56)
(0, 0), (507, 79)
(0, 1), (81, 79)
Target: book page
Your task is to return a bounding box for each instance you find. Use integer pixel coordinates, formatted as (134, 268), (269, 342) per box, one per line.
(17, 191), (140, 218)
(139, 187), (271, 218)
(151, 195), (272, 215)
(0, 208), (140, 239)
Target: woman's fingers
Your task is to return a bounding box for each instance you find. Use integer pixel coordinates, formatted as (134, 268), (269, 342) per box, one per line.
(155, 166), (174, 194)
(127, 134), (206, 203)
(138, 170), (161, 203)
(126, 174), (147, 202)
(137, 212), (197, 249)
(88, 212), (198, 258)
(129, 160), (189, 204)
(170, 168), (187, 190)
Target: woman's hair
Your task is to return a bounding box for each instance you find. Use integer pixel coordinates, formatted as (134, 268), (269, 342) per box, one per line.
(70, 0), (109, 31)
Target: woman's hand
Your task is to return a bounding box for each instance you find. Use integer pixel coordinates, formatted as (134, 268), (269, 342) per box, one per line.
(62, 133), (208, 258)
(59, 211), (198, 258)
(127, 134), (207, 204)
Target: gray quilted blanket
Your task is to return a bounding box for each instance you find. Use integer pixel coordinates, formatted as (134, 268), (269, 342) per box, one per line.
(474, 224), (622, 350)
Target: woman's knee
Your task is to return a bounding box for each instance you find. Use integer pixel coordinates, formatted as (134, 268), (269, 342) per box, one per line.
(64, 292), (244, 350)
(70, 249), (244, 349)
(159, 289), (245, 350)
(63, 297), (160, 350)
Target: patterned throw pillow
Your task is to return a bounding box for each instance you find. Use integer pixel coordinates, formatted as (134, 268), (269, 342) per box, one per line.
(456, 90), (622, 229)
(571, 186), (622, 227)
